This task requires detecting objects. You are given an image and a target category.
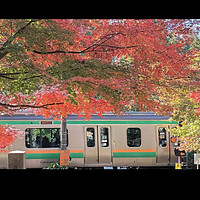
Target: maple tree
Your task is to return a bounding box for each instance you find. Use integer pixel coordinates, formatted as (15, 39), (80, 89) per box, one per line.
(0, 19), (199, 114)
(0, 19), (200, 152)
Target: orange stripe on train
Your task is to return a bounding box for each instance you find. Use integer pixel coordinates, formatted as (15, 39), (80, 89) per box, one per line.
(26, 150), (84, 154)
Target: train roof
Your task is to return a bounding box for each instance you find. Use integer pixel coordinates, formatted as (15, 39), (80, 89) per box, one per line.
(0, 111), (171, 121)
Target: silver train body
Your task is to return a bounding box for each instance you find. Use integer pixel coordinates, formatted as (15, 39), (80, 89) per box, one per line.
(0, 112), (179, 169)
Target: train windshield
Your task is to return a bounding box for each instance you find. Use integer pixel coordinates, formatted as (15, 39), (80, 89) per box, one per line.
(25, 128), (60, 148)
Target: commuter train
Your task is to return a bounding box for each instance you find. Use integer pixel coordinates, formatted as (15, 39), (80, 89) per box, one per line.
(0, 111), (180, 169)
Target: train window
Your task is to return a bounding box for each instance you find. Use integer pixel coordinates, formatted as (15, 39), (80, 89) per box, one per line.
(25, 128), (61, 148)
(86, 128), (95, 147)
(100, 127), (109, 147)
(158, 127), (167, 147)
(127, 128), (141, 147)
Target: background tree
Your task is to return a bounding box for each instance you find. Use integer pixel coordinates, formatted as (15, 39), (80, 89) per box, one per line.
(170, 41), (200, 154)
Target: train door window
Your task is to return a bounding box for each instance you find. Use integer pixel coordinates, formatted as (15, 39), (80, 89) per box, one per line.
(127, 128), (141, 147)
(158, 127), (167, 147)
(25, 128), (61, 148)
(100, 127), (109, 147)
(86, 128), (95, 147)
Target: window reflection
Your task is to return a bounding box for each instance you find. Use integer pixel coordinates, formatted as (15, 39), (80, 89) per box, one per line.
(25, 128), (60, 148)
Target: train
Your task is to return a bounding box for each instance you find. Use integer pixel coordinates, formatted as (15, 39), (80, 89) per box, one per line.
(0, 111), (180, 169)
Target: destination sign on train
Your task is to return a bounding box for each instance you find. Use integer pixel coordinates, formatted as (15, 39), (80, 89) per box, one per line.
(41, 121), (52, 124)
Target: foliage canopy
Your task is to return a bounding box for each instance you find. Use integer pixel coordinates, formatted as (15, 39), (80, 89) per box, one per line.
(1, 19), (200, 151)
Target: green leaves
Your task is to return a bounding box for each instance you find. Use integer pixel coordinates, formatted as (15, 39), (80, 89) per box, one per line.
(190, 33), (200, 50)
(0, 65), (43, 95)
(43, 162), (69, 170)
(171, 95), (200, 152)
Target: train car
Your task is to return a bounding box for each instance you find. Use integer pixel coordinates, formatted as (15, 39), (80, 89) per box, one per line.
(0, 111), (179, 169)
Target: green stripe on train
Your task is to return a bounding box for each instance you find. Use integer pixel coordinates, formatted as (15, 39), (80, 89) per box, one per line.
(70, 153), (84, 158)
(26, 153), (60, 159)
(0, 121), (40, 125)
(113, 152), (156, 158)
(0, 120), (178, 125)
(26, 152), (156, 159)
(54, 120), (178, 125)
(26, 153), (84, 159)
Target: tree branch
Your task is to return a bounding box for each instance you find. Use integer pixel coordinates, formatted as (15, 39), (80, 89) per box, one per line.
(0, 72), (29, 76)
(31, 32), (138, 55)
(0, 74), (16, 80)
(0, 101), (64, 110)
(100, 44), (138, 49)
(32, 44), (138, 55)
(0, 72), (42, 81)
(22, 75), (42, 81)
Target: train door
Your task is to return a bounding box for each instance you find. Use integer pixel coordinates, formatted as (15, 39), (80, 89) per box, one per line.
(84, 126), (112, 164)
(156, 126), (170, 164)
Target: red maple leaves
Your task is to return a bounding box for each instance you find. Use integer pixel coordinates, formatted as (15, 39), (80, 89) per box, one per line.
(32, 86), (116, 120)
(0, 19), (198, 117)
(0, 125), (23, 152)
